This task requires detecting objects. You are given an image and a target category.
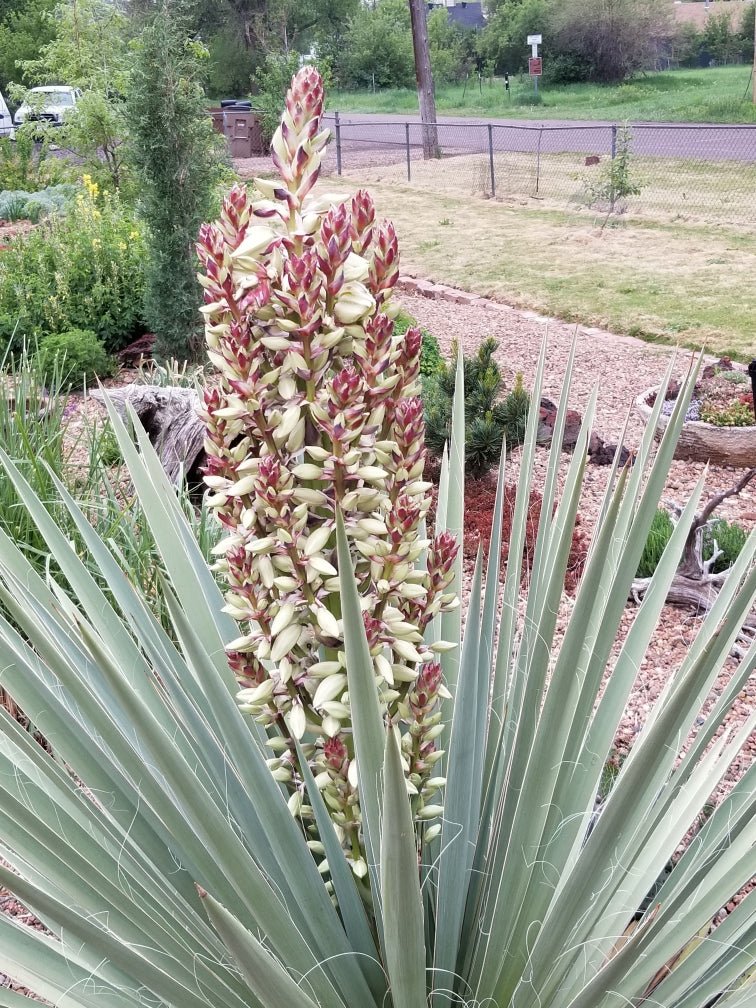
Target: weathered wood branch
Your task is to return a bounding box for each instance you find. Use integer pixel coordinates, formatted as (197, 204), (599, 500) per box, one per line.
(631, 469), (756, 634)
(90, 385), (206, 486)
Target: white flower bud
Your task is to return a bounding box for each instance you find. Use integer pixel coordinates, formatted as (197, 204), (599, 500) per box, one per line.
(286, 700), (307, 740)
(312, 673), (348, 709)
(314, 605), (340, 639)
(271, 622), (302, 663)
(270, 602), (296, 637)
(236, 679), (275, 705)
(416, 804), (444, 820)
(321, 700), (351, 720)
(321, 715), (342, 738)
(288, 791), (303, 816)
(303, 526), (332, 557)
(292, 463), (324, 481)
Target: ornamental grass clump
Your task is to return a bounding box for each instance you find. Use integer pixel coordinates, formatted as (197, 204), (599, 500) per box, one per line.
(0, 66), (756, 1008)
(196, 66), (458, 871)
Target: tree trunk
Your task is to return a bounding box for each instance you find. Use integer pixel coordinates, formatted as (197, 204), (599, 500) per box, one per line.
(408, 0), (439, 159)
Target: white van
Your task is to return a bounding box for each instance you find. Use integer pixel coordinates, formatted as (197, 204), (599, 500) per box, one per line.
(0, 89), (13, 139)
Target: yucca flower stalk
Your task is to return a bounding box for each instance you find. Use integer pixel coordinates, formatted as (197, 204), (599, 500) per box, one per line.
(196, 66), (458, 872)
(0, 67), (755, 1008)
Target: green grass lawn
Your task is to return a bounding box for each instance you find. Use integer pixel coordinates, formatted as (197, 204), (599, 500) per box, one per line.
(329, 65), (756, 123)
(324, 171), (756, 361)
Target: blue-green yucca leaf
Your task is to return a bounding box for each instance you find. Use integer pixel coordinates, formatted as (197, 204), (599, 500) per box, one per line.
(479, 336), (548, 811)
(159, 585), (380, 1008)
(523, 471), (707, 914)
(199, 887), (323, 1008)
(500, 557), (756, 1005)
(432, 546), (485, 1005)
(0, 910), (136, 1008)
(437, 340), (465, 710)
(103, 395), (239, 683)
(0, 451), (360, 1007)
(336, 509), (386, 935)
(381, 726), (426, 1008)
(0, 862), (219, 1008)
(466, 399), (596, 990)
(0, 572), (342, 1005)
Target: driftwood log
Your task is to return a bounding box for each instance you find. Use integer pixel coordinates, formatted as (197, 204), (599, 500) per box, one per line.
(90, 385), (206, 487)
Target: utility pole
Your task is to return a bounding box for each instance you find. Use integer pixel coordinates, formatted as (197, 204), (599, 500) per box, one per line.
(408, 0), (439, 159)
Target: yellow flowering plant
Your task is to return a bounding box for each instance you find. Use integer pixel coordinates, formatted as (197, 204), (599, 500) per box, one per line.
(0, 177), (147, 353)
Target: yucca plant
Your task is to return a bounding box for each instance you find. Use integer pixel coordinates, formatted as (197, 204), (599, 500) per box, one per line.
(1, 68), (756, 1008)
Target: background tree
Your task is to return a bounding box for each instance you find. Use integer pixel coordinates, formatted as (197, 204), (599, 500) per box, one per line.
(0, 0), (56, 95)
(546, 0), (672, 84)
(19, 0), (132, 93)
(127, 0), (227, 362)
(427, 8), (471, 84)
(480, 0), (548, 76)
(309, 0), (360, 86)
(341, 0), (416, 89)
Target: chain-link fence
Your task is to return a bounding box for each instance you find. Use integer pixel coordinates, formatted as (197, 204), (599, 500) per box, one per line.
(319, 116), (756, 227)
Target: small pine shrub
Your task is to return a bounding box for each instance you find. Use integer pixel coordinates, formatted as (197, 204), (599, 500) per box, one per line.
(703, 518), (747, 574)
(636, 507), (674, 579)
(423, 337), (530, 477)
(35, 329), (114, 390)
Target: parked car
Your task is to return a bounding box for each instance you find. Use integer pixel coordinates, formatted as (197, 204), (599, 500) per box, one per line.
(0, 89), (13, 138)
(13, 85), (82, 128)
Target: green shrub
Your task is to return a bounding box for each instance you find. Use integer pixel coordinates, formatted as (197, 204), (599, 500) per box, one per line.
(636, 507), (674, 578)
(0, 184), (77, 223)
(703, 518), (748, 574)
(392, 310), (442, 375)
(637, 510), (747, 579)
(0, 177), (147, 355)
(0, 128), (70, 192)
(34, 328), (114, 390)
(424, 336), (530, 476)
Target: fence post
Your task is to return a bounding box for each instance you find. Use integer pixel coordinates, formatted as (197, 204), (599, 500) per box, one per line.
(406, 122), (411, 182)
(334, 111), (342, 176)
(611, 123), (617, 161)
(488, 123), (496, 197)
(535, 126), (543, 195)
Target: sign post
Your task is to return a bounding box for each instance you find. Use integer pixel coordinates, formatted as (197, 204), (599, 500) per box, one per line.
(527, 34), (542, 95)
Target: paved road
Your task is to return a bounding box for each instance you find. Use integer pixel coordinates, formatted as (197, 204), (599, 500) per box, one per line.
(321, 112), (756, 162)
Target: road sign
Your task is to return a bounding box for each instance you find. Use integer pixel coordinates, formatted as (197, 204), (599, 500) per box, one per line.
(527, 35), (542, 45)
(529, 57), (542, 76)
